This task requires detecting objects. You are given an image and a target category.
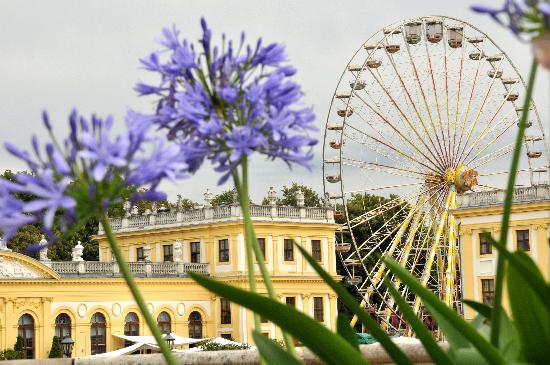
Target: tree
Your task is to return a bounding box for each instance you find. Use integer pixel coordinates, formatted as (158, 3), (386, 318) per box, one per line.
(211, 189), (237, 207)
(48, 336), (62, 358)
(14, 336), (23, 352)
(261, 182), (322, 207)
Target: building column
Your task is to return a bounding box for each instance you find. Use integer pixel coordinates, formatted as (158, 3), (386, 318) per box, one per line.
(328, 293), (337, 331)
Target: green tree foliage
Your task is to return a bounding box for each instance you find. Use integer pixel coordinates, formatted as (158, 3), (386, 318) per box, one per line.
(48, 336), (62, 358)
(197, 339), (251, 351)
(211, 189), (237, 206)
(0, 349), (24, 360)
(14, 336), (23, 352)
(261, 182), (322, 207)
(2, 170), (191, 261)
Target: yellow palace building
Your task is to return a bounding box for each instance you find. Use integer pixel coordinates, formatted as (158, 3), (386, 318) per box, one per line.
(455, 184), (550, 320)
(0, 188), (340, 359)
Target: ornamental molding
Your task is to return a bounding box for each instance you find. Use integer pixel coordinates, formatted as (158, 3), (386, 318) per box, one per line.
(0, 252), (59, 280)
(10, 297), (47, 310)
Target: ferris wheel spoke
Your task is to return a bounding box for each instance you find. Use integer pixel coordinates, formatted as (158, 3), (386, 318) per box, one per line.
(402, 35), (449, 165)
(381, 49), (449, 169)
(343, 125), (442, 174)
(341, 157), (431, 180)
(451, 42), (485, 166)
(470, 140), (527, 170)
(454, 58), (504, 163)
(462, 117), (518, 166)
(353, 72), (447, 172)
(457, 80), (520, 165)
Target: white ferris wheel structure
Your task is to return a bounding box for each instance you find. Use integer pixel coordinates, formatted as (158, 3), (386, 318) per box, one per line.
(322, 15), (549, 334)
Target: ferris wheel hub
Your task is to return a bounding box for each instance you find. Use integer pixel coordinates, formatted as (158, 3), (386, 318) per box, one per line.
(445, 165), (479, 193)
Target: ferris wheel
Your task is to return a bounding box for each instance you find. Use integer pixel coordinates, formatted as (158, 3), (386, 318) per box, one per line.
(323, 15), (549, 333)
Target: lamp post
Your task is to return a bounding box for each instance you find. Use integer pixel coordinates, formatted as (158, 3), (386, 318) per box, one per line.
(61, 335), (74, 358)
(164, 332), (175, 350)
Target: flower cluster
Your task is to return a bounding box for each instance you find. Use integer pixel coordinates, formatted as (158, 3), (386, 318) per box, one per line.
(135, 18), (317, 184)
(0, 110), (188, 243)
(471, 0), (550, 37)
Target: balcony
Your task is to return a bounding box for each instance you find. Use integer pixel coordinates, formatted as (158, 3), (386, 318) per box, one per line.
(101, 204), (334, 234)
(47, 261), (210, 278)
(456, 184), (550, 209)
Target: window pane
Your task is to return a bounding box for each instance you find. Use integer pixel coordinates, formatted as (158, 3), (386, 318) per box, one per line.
(284, 239), (294, 261)
(257, 238), (266, 259)
(516, 230), (530, 251)
(219, 239), (229, 262)
(479, 233), (492, 255)
(221, 299), (231, 324)
(313, 297), (324, 321)
(191, 242), (201, 263)
(286, 296), (296, 308)
(163, 244), (173, 262)
(312, 240), (321, 261)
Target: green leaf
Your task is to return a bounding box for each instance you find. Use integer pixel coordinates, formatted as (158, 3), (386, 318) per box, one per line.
(383, 257), (505, 365)
(294, 244), (413, 365)
(486, 235), (550, 305)
(507, 257), (550, 365)
(384, 279), (452, 365)
(252, 331), (303, 365)
(188, 272), (370, 365)
(336, 314), (359, 351)
(463, 302), (522, 361)
(453, 348), (489, 365)
(462, 300), (492, 320)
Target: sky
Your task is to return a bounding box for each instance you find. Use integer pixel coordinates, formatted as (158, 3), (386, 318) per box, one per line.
(0, 0), (547, 204)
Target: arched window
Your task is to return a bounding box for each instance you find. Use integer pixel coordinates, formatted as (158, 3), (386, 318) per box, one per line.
(55, 313), (71, 344)
(18, 314), (34, 359)
(157, 311), (171, 334)
(90, 313), (106, 355)
(124, 312), (139, 347)
(188, 311), (202, 339)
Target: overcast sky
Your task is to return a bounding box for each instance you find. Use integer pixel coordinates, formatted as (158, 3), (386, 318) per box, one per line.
(0, 0), (547, 203)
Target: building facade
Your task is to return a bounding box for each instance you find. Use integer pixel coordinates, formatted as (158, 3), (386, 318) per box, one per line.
(455, 184), (550, 320)
(0, 192), (339, 359)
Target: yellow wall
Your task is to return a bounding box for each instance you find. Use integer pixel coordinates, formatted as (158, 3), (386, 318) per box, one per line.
(0, 218), (339, 359)
(455, 201), (550, 320)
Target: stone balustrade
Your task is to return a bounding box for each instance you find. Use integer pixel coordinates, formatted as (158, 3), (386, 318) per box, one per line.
(457, 184), (550, 209)
(99, 204), (334, 234)
(47, 261), (209, 278)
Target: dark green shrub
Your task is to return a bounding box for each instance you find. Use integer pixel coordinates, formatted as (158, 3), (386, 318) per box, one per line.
(49, 336), (63, 358)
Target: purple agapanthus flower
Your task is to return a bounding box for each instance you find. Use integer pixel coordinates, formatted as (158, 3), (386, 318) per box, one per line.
(471, 0), (550, 37)
(0, 110), (189, 246)
(133, 17), (317, 184)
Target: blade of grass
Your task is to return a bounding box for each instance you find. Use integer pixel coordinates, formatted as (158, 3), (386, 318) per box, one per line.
(337, 315), (360, 351)
(383, 257), (504, 365)
(294, 244), (413, 365)
(462, 300), (492, 320)
(252, 331), (303, 365)
(491, 59), (538, 347)
(188, 272), (370, 365)
(485, 234), (550, 304)
(384, 279), (452, 365)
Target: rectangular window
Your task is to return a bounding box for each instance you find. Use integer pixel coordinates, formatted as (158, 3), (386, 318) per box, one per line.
(219, 239), (230, 262)
(284, 239), (294, 261)
(136, 247), (145, 262)
(479, 233), (492, 255)
(190, 242), (201, 263)
(257, 238), (266, 260)
(220, 333), (232, 340)
(481, 279), (495, 305)
(311, 240), (322, 261)
(163, 244), (173, 262)
(516, 230), (530, 251)
(220, 298), (231, 324)
(285, 296), (296, 308)
(261, 316), (269, 323)
(313, 297), (324, 321)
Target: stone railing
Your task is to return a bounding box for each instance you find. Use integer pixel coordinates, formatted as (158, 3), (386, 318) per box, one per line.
(457, 184), (550, 209)
(100, 204), (335, 234)
(45, 261), (209, 278)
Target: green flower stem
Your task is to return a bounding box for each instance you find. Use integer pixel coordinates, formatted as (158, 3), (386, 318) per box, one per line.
(237, 157), (297, 357)
(491, 59), (538, 346)
(99, 215), (178, 365)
